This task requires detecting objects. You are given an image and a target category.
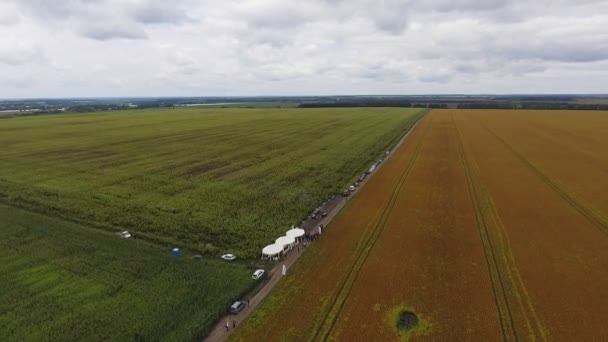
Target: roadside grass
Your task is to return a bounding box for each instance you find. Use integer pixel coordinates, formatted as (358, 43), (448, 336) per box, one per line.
(0, 107), (423, 257)
(0, 204), (253, 341)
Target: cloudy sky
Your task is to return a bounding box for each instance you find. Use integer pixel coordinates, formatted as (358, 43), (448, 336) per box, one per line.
(1, 0), (607, 98)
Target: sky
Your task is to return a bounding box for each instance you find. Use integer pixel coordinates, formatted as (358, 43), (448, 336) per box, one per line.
(1, 0), (607, 98)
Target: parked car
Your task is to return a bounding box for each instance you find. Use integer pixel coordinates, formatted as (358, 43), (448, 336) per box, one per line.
(252, 269), (265, 280)
(311, 208), (326, 219)
(359, 174), (366, 182)
(119, 231), (131, 238)
(354, 182), (360, 187)
(229, 301), (247, 315)
(342, 190), (350, 197)
(349, 185), (356, 192)
(221, 254), (237, 261)
(191, 254), (203, 260)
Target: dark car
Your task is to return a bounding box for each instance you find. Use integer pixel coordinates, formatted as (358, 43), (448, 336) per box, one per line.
(359, 174), (366, 182)
(311, 208), (326, 219)
(342, 190), (350, 197)
(229, 301), (247, 315)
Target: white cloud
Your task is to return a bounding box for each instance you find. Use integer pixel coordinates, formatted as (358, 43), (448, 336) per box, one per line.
(0, 0), (607, 97)
(0, 41), (47, 65)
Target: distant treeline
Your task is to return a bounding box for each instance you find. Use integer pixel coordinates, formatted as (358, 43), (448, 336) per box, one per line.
(457, 102), (608, 110)
(299, 101), (448, 108)
(299, 101), (608, 110)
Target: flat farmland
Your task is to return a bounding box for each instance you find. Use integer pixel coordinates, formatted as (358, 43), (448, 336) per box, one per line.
(232, 109), (608, 341)
(0, 204), (252, 340)
(0, 107), (423, 257)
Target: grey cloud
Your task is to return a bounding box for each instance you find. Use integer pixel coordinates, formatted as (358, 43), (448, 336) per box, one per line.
(16, 0), (90, 20)
(12, 0), (193, 41)
(0, 45), (47, 65)
(128, 0), (195, 24)
(419, 74), (452, 83)
(454, 64), (478, 74)
(2, 0), (608, 97)
(423, 0), (509, 12)
(79, 23), (148, 40)
(0, 6), (20, 26)
(4, 78), (34, 88)
(504, 44), (608, 63)
(371, 10), (408, 34)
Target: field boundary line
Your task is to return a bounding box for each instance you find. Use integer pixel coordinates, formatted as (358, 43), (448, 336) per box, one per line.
(478, 121), (608, 235)
(311, 112), (432, 342)
(452, 114), (518, 342)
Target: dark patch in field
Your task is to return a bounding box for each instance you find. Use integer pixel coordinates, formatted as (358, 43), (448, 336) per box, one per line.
(397, 311), (418, 330)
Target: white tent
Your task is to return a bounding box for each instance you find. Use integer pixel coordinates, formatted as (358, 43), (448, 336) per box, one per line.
(262, 244), (283, 260)
(286, 227), (305, 241)
(275, 235), (296, 251)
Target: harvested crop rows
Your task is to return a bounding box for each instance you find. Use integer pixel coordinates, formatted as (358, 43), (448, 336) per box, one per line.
(232, 109), (608, 341)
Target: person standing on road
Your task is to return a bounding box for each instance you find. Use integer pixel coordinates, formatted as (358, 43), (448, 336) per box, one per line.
(233, 320), (236, 329)
(225, 320), (230, 332)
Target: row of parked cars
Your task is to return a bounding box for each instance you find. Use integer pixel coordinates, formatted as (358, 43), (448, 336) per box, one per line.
(342, 158), (385, 197)
(229, 269), (265, 314)
(310, 207), (328, 219)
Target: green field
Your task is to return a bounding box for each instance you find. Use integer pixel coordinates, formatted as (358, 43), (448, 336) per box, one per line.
(0, 204), (253, 340)
(0, 107), (423, 257)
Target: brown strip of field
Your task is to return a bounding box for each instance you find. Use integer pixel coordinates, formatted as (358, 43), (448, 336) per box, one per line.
(232, 109), (608, 341)
(468, 110), (608, 232)
(326, 110), (506, 341)
(453, 109), (608, 340)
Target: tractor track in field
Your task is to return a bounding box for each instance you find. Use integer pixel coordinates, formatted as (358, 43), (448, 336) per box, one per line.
(455, 115), (547, 341)
(312, 113), (432, 342)
(479, 122), (608, 236)
(453, 114), (518, 342)
(486, 198), (548, 342)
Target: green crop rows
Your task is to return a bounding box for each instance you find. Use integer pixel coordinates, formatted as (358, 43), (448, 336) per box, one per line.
(0, 107), (423, 257)
(0, 204), (253, 340)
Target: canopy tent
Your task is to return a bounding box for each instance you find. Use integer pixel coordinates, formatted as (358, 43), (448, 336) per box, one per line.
(262, 244), (283, 260)
(286, 227), (305, 241)
(275, 235), (296, 251)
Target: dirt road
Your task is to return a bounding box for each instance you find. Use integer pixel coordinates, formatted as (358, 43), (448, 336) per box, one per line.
(203, 111), (427, 342)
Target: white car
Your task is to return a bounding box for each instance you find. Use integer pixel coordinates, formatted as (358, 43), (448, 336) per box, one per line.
(221, 254), (236, 261)
(119, 231), (131, 238)
(349, 185), (356, 192)
(252, 269), (265, 280)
